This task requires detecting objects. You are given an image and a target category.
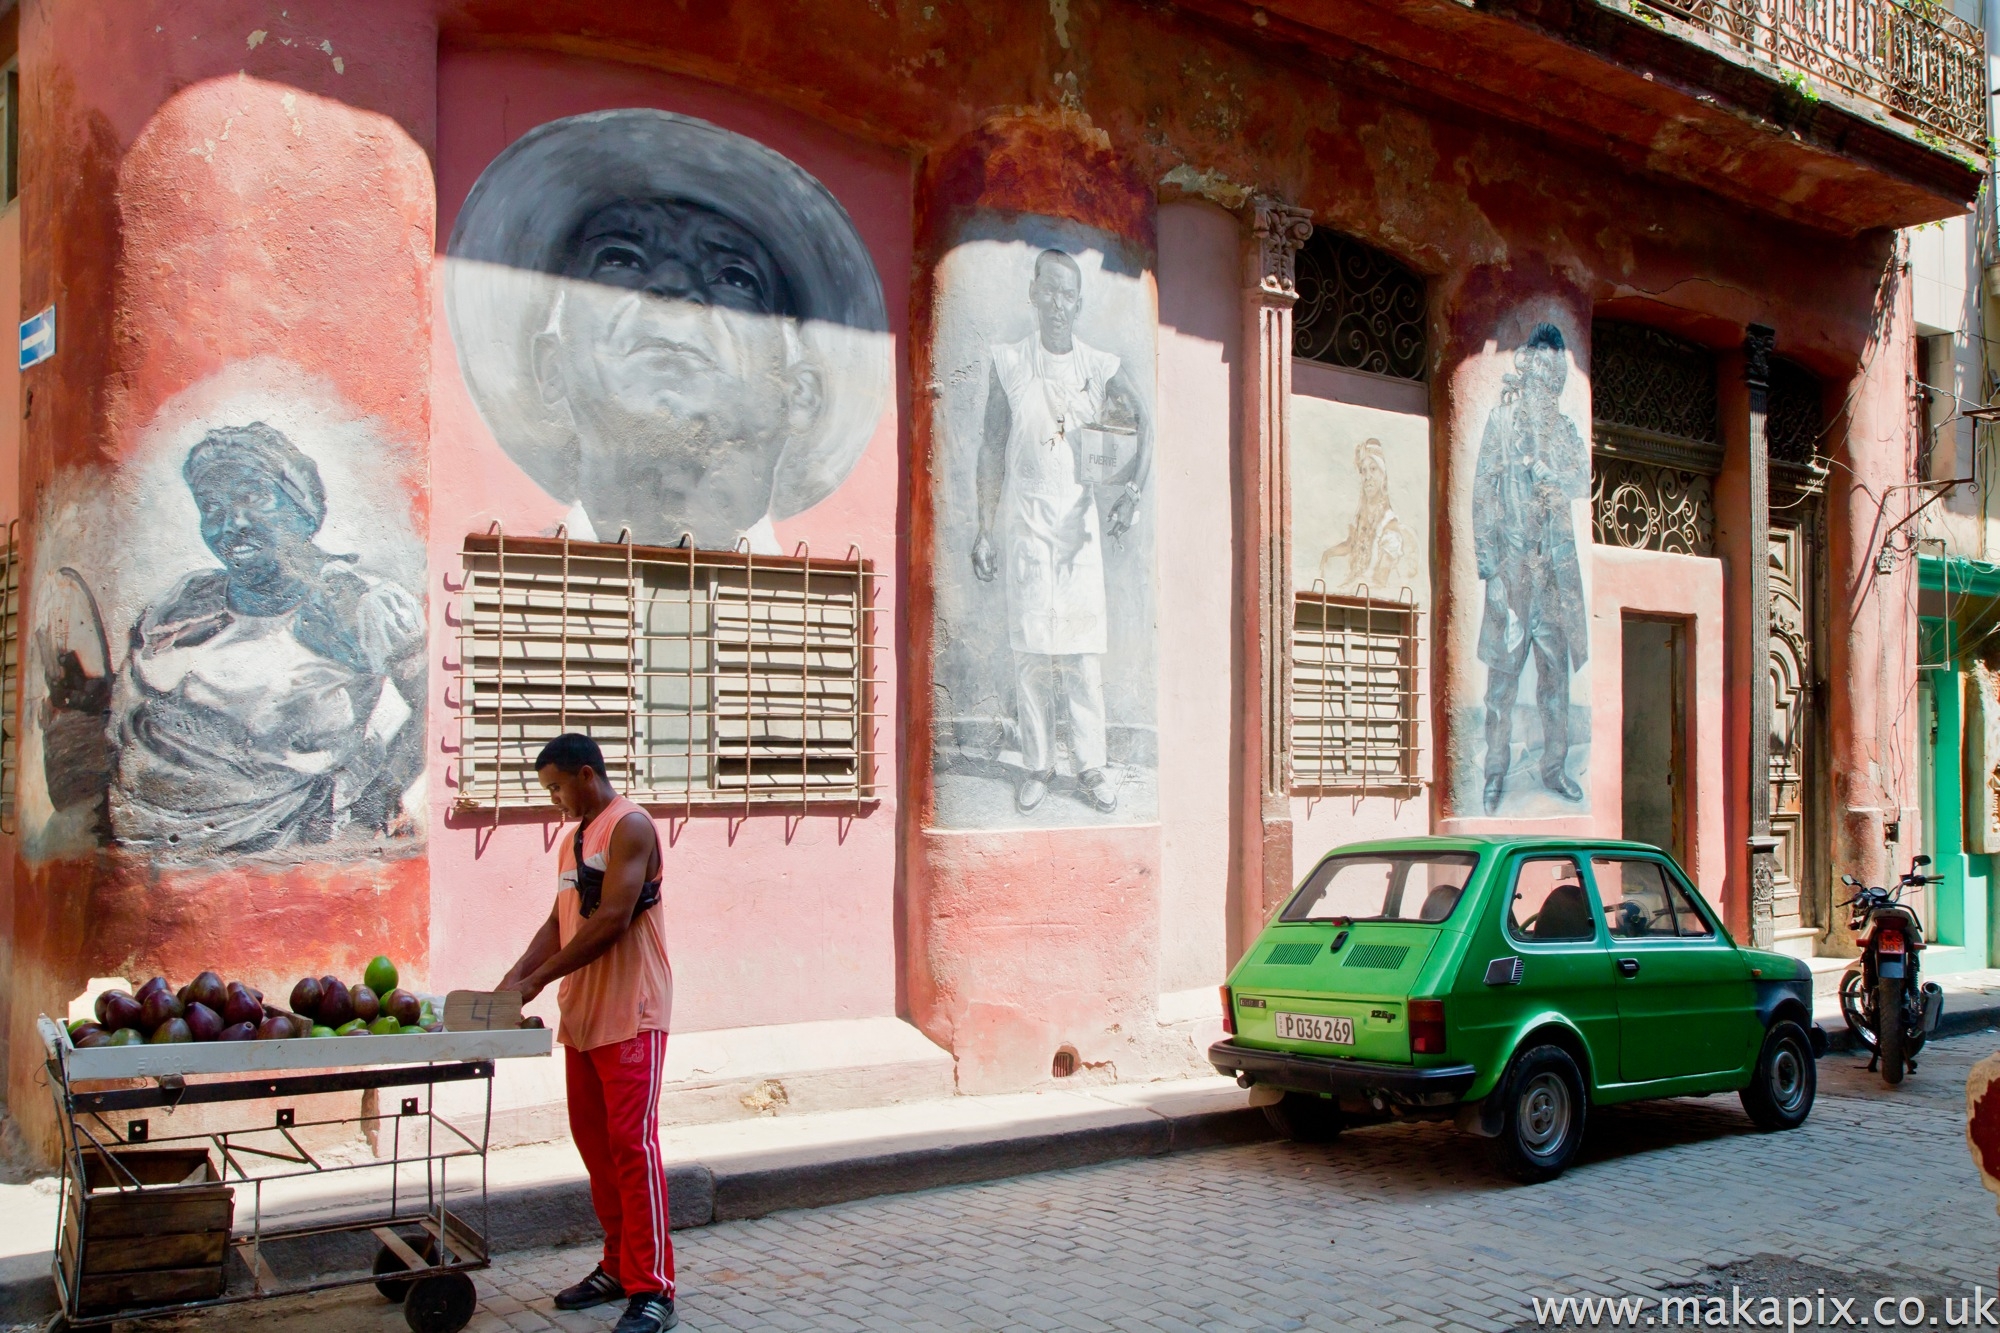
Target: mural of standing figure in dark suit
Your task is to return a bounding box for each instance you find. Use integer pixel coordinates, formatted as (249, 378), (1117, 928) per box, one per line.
(1473, 323), (1589, 813)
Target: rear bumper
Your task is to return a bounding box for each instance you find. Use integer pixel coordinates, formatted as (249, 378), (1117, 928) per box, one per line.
(1208, 1039), (1477, 1107)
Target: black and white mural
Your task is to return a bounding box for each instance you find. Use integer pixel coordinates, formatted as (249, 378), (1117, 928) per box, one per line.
(22, 362), (427, 862)
(444, 108), (890, 551)
(1291, 394), (1429, 603)
(1450, 314), (1593, 818)
(930, 217), (1157, 828)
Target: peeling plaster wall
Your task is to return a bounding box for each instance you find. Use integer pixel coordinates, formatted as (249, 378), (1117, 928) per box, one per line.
(9, 0), (1934, 1143)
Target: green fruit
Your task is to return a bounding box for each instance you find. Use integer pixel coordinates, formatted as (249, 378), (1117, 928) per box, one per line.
(364, 956), (398, 995)
(310, 1025), (336, 1038)
(368, 1015), (401, 1035)
(399, 1023), (425, 1035)
(335, 1020), (367, 1035)
(109, 1028), (145, 1046)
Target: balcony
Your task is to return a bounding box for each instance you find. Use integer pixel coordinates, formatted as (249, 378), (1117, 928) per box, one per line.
(1178, 0), (1988, 233)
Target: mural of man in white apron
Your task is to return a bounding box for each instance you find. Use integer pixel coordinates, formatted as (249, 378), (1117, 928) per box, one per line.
(970, 249), (1150, 814)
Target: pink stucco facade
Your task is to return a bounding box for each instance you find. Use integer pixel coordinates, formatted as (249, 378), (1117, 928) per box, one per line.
(0, 0), (1965, 1156)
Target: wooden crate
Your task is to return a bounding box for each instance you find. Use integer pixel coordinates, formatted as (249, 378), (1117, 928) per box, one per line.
(60, 1147), (232, 1314)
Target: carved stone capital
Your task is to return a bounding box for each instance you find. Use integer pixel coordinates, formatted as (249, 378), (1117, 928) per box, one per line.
(1247, 196), (1313, 303)
(1744, 323), (1776, 392)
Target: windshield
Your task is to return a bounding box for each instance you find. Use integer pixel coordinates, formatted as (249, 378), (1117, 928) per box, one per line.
(1282, 852), (1481, 925)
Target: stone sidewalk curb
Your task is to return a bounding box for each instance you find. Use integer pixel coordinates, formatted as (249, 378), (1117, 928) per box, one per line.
(1819, 983), (2000, 1053)
(0, 1104), (1274, 1321)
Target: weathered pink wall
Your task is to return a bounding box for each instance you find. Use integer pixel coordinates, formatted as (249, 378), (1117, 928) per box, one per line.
(1155, 200), (1239, 998)
(427, 49), (911, 1032)
(1589, 547), (1729, 905)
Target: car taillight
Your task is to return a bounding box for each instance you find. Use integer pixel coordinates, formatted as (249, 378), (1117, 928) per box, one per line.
(1409, 999), (1446, 1055)
(1875, 927), (1906, 955)
(1220, 985), (1235, 1035)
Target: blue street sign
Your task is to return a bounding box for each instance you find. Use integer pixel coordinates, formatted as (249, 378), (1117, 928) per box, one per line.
(19, 305), (53, 370)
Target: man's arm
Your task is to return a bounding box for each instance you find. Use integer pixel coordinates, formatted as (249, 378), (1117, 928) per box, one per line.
(971, 362), (1009, 582)
(1103, 365), (1152, 538)
(497, 903), (561, 994)
(504, 812), (657, 1003)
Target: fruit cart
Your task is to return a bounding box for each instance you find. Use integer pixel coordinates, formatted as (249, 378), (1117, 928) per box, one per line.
(38, 1011), (552, 1332)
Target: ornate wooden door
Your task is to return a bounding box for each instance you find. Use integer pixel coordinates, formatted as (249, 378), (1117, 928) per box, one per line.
(1767, 514), (1824, 949)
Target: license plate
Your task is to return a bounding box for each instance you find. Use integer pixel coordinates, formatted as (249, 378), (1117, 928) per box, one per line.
(1273, 1011), (1354, 1045)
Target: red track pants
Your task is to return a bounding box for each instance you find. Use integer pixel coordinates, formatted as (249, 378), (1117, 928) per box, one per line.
(565, 1030), (675, 1297)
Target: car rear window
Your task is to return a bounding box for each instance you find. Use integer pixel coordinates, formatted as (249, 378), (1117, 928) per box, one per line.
(1282, 853), (1481, 924)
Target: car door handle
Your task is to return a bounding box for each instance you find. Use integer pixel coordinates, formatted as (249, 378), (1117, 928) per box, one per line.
(1617, 957), (1641, 978)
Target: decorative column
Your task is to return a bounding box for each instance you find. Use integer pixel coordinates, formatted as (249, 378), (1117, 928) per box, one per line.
(1235, 198), (1312, 957)
(1744, 323), (1778, 950)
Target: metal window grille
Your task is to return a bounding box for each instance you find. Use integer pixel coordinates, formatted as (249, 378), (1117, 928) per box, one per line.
(1766, 355), (1825, 468)
(1293, 230), (1427, 381)
(1290, 588), (1424, 791)
(0, 521), (18, 833)
(455, 530), (879, 815)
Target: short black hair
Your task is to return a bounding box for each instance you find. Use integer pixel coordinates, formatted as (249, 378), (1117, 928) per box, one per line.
(1525, 322), (1566, 354)
(535, 732), (606, 777)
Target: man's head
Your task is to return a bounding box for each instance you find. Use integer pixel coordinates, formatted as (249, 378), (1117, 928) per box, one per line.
(535, 732), (615, 819)
(533, 197), (825, 547)
(183, 423), (327, 589)
(1029, 250), (1084, 354)
(1518, 323), (1568, 401)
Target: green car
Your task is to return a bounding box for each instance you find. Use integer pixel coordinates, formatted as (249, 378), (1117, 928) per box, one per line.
(1208, 837), (1827, 1181)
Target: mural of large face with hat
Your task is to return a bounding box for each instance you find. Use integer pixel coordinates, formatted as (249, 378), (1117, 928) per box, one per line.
(20, 362), (428, 864)
(445, 109), (891, 551)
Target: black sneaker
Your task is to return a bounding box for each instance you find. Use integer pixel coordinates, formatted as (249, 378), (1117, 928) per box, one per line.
(553, 1265), (624, 1311)
(613, 1292), (678, 1333)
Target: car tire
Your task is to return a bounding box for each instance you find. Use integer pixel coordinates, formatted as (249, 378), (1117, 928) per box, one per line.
(1262, 1091), (1344, 1142)
(1739, 1019), (1816, 1131)
(1487, 1044), (1587, 1183)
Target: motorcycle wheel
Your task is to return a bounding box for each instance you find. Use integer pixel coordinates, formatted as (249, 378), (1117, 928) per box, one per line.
(1877, 974), (1906, 1085)
(1838, 967), (1877, 1050)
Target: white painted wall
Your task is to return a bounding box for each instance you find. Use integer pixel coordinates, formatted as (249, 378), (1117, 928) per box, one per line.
(1153, 200), (1240, 997)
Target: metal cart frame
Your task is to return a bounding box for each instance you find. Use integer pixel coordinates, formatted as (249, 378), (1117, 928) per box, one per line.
(39, 1015), (535, 1333)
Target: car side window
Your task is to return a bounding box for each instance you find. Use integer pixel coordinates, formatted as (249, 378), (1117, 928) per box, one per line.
(1664, 872), (1716, 938)
(1507, 857), (1596, 943)
(1591, 858), (1678, 939)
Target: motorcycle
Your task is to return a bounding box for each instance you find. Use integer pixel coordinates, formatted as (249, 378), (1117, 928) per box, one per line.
(1837, 855), (1946, 1085)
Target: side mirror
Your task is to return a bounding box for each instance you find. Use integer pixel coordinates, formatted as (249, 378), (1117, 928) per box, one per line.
(1914, 855), (1932, 868)
(1842, 874), (1861, 887)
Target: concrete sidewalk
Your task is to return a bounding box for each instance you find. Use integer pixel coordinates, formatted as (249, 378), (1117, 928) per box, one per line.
(4, 967), (1997, 1323)
(0, 1075), (1270, 1321)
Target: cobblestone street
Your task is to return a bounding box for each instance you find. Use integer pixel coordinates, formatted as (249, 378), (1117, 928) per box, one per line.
(31, 1032), (2000, 1333)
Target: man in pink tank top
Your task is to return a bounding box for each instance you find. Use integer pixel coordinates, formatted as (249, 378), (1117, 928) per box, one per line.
(499, 733), (677, 1333)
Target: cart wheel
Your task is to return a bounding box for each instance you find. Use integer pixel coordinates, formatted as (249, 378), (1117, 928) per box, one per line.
(404, 1272), (477, 1333)
(372, 1235), (438, 1302)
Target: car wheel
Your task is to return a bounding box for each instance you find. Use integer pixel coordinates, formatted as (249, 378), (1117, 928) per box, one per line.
(1739, 1019), (1816, 1131)
(1262, 1091), (1344, 1142)
(1487, 1044), (1587, 1183)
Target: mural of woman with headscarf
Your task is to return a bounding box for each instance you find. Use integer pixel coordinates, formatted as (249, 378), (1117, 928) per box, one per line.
(44, 422), (426, 858)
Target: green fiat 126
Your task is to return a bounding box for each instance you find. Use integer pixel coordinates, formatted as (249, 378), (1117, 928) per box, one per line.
(1208, 837), (1828, 1181)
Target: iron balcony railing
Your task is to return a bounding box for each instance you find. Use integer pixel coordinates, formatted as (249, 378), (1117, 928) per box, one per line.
(1639, 0), (1987, 156)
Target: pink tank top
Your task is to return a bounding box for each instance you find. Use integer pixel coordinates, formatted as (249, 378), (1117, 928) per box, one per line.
(555, 796), (673, 1051)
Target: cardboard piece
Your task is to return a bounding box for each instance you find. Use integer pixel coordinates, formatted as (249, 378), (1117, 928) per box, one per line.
(443, 989), (525, 1032)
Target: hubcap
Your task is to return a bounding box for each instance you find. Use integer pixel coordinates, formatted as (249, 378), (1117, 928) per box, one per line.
(1518, 1072), (1571, 1156)
(1770, 1041), (1806, 1113)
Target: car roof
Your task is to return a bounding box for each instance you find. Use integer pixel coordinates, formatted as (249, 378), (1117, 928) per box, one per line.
(1302, 835), (1677, 858)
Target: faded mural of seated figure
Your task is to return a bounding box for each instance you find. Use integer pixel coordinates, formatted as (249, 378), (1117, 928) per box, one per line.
(533, 198), (826, 551)
(45, 423), (427, 857)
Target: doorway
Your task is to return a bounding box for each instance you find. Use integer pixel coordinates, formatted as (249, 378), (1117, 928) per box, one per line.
(1622, 615), (1687, 863)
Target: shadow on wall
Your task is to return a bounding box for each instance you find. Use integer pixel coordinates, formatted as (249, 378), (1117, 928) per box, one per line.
(444, 108), (891, 554)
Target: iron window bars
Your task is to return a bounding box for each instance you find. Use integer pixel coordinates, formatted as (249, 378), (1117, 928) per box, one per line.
(455, 530), (879, 816)
(1591, 321), (1722, 557)
(1291, 586), (1425, 792)
(1293, 230), (1427, 382)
